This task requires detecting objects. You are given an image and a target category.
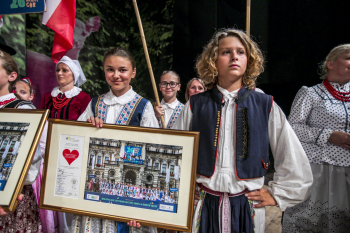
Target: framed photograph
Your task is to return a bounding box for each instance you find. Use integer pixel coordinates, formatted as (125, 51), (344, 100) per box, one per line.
(0, 109), (49, 211)
(40, 119), (199, 231)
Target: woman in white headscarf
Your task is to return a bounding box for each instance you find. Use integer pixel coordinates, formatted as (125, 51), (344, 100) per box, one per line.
(40, 56), (91, 120)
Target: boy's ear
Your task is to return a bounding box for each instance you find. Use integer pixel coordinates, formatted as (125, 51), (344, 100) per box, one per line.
(29, 94), (34, 101)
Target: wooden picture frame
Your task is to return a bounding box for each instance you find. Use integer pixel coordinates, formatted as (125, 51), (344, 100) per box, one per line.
(40, 119), (199, 231)
(0, 109), (49, 211)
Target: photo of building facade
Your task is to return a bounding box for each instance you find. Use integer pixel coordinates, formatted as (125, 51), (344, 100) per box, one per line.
(0, 122), (30, 191)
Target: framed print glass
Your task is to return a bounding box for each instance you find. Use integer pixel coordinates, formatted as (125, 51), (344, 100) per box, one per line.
(0, 109), (49, 211)
(40, 119), (199, 231)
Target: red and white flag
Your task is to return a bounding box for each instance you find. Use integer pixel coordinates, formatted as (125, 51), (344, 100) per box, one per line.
(0, 15), (3, 28)
(42, 0), (76, 63)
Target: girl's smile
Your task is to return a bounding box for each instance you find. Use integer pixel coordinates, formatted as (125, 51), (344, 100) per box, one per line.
(104, 56), (136, 97)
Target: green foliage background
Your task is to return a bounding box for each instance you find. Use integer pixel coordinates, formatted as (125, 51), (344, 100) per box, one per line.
(26, 0), (174, 102)
(0, 14), (26, 75)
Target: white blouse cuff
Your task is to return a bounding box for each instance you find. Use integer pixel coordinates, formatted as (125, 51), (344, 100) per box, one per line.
(315, 128), (333, 147)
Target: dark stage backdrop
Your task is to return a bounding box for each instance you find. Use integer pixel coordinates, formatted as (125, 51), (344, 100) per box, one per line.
(173, 0), (350, 115)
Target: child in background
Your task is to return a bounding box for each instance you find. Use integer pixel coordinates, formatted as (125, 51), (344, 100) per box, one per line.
(76, 47), (158, 233)
(13, 76), (58, 233)
(0, 49), (44, 232)
(14, 77), (34, 101)
(173, 28), (313, 233)
(154, 71), (183, 128)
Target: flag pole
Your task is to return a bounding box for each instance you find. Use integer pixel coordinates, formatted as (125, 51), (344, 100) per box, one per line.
(246, 0), (251, 37)
(132, 0), (166, 129)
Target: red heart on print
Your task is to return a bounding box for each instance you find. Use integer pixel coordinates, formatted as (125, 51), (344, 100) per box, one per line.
(62, 149), (79, 165)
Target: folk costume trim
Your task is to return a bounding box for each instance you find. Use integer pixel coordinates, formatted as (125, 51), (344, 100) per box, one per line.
(323, 79), (350, 102)
(157, 102), (184, 128)
(0, 97), (16, 106)
(95, 94), (107, 122)
(116, 94), (143, 125)
(2, 99), (34, 109)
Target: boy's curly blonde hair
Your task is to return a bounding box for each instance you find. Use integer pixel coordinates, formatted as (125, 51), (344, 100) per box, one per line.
(196, 28), (264, 90)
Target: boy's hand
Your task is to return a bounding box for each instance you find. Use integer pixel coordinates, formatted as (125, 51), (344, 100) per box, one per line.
(245, 189), (277, 208)
(87, 116), (103, 128)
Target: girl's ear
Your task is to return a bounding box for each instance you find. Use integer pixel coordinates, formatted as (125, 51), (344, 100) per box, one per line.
(29, 94), (34, 101)
(131, 68), (136, 79)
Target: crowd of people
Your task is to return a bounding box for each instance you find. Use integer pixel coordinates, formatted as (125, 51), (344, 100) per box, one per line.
(88, 180), (177, 204)
(0, 27), (349, 233)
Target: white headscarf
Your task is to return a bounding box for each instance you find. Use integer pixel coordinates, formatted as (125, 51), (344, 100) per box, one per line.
(56, 56), (87, 87)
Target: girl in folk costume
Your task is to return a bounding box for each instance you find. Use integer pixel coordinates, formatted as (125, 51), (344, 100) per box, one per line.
(0, 50), (54, 232)
(40, 56), (91, 120)
(14, 77), (34, 102)
(154, 70), (184, 128)
(73, 47), (158, 233)
(173, 28), (313, 233)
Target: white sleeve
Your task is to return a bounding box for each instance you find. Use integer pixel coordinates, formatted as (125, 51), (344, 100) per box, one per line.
(24, 146), (41, 185)
(77, 101), (93, 122)
(267, 101), (313, 211)
(288, 86), (332, 147)
(172, 101), (192, 130)
(140, 101), (159, 128)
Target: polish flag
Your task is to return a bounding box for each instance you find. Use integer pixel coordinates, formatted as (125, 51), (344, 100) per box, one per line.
(0, 15), (3, 28)
(42, 0), (76, 63)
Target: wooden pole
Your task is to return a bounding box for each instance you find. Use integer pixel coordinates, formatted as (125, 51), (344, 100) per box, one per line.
(246, 0), (251, 37)
(132, 0), (166, 129)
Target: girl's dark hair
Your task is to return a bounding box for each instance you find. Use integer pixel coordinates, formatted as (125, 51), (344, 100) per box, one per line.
(103, 47), (136, 69)
(0, 49), (19, 92)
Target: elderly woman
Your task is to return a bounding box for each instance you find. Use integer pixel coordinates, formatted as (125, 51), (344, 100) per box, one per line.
(283, 44), (350, 232)
(185, 77), (207, 101)
(40, 56), (91, 120)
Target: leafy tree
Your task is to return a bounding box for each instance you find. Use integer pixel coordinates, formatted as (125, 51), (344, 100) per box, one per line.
(26, 0), (174, 101)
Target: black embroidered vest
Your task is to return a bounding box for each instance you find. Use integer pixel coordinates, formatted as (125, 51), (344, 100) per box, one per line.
(190, 86), (273, 179)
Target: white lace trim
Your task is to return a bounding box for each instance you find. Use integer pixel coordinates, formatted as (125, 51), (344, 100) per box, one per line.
(103, 86), (136, 105)
(0, 93), (16, 102)
(0, 93), (17, 107)
(51, 86), (82, 98)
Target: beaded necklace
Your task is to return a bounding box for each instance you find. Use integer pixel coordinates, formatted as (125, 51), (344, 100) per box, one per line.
(52, 94), (71, 109)
(323, 79), (350, 102)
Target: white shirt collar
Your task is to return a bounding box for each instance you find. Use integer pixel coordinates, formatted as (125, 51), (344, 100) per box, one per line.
(0, 93), (17, 106)
(51, 86), (82, 98)
(216, 85), (239, 101)
(103, 86), (136, 105)
(161, 98), (180, 109)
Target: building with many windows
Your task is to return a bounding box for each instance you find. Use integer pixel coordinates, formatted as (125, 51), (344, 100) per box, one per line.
(86, 137), (182, 193)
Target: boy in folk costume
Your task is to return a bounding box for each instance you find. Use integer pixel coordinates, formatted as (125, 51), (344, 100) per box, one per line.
(173, 28), (313, 233)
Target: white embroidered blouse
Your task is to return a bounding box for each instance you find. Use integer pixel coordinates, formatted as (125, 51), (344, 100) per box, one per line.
(288, 81), (350, 166)
(172, 85), (313, 211)
(78, 87), (158, 127)
(159, 98), (182, 126)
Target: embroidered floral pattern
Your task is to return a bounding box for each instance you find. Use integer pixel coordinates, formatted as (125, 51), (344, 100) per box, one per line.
(116, 94), (143, 125)
(158, 103), (184, 128)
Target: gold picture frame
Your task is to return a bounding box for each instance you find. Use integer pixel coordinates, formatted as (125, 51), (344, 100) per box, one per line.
(0, 109), (49, 212)
(40, 119), (199, 231)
